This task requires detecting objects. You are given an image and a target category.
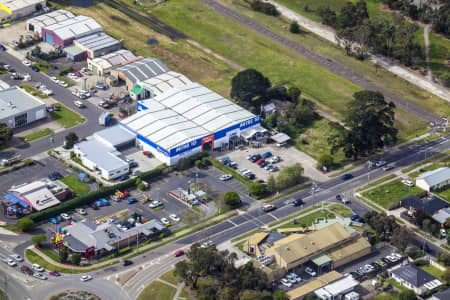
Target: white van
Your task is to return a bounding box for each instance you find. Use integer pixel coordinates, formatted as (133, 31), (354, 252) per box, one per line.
(344, 292), (359, 300)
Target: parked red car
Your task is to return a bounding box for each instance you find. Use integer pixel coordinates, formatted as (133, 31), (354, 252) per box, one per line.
(49, 270), (61, 276)
(73, 71), (83, 77)
(143, 151), (152, 158)
(20, 265), (33, 275)
(173, 250), (185, 257)
(256, 158), (265, 165)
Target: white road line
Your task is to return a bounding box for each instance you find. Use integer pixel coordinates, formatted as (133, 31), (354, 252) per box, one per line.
(268, 213), (278, 220)
(227, 219), (238, 226)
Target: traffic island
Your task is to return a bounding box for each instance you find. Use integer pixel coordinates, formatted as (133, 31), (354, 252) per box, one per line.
(47, 289), (101, 300)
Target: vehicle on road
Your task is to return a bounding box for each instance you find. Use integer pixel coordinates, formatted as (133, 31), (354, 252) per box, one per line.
(341, 174), (353, 181)
(0, 44), (6, 51)
(149, 200), (163, 209)
(32, 264), (44, 272)
(220, 174), (233, 181)
(375, 160), (387, 167)
(49, 270), (61, 276)
(292, 198), (302, 206)
(305, 267), (317, 277)
(169, 214), (180, 222)
(174, 250), (185, 257)
(122, 260), (132, 266)
(127, 198), (137, 204)
(80, 275), (92, 282)
(22, 60), (31, 67)
(10, 254), (23, 262)
(382, 165), (394, 171)
(401, 179), (414, 187)
(6, 258), (16, 267)
(74, 100), (85, 108)
(262, 204), (276, 212)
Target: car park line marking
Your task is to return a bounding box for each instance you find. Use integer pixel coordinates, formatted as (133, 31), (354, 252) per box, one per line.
(95, 208), (129, 223)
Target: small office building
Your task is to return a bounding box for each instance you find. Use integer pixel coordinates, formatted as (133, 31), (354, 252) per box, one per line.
(0, 86), (47, 128)
(73, 32), (122, 59)
(0, 0), (46, 24)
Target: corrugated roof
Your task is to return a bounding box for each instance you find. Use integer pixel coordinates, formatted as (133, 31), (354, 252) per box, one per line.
(122, 82), (256, 150)
(315, 276), (359, 298)
(432, 208), (450, 224)
(2, 0), (44, 11)
(63, 45), (85, 56)
(27, 9), (75, 29)
(141, 71), (191, 95)
(45, 15), (102, 41)
(74, 139), (128, 173)
(417, 167), (450, 187)
(75, 32), (120, 52)
(113, 57), (170, 84)
(94, 125), (136, 148)
(287, 271), (343, 299)
(268, 223), (351, 264)
(0, 86), (45, 120)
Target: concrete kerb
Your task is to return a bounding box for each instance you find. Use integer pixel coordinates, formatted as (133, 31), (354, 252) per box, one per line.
(26, 210), (237, 271)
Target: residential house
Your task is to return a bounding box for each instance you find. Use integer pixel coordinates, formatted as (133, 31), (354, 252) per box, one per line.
(401, 195), (448, 216)
(390, 263), (442, 295)
(416, 167), (450, 192)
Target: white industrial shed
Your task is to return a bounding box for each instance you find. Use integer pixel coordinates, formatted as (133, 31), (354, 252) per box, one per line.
(130, 71), (192, 100)
(120, 82), (263, 165)
(314, 276), (359, 300)
(416, 167), (450, 192)
(73, 32), (122, 59)
(0, 0), (46, 23)
(26, 9), (75, 37)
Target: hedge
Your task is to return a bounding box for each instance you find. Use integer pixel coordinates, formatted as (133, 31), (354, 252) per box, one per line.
(28, 167), (164, 222)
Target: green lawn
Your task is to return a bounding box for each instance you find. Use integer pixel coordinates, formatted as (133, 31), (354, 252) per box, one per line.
(137, 280), (177, 300)
(328, 204), (353, 217)
(371, 291), (400, 300)
(420, 265), (445, 281)
(436, 188), (450, 202)
(409, 155), (450, 178)
(362, 180), (424, 209)
(179, 286), (194, 300)
(279, 210), (335, 228)
(429, 32), (450, 85)
(21, 128), (53, 142)
(19, 84), (49, 99)
(159, 269), (180, 286)
(60, 175), (90, 197)
(357, 174), (397, 191)
(50, 103), (85, 128)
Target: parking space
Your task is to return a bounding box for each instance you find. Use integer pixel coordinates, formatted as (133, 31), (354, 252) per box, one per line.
(205, 167), (249, 197)
(215, 144), (329, 182)
(121, 148), (162, 174)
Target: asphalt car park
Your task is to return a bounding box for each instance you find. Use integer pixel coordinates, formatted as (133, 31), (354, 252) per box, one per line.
(0, 157), (71, 196)
(215, 144), (328, 182)
(121, 148), (162, 175)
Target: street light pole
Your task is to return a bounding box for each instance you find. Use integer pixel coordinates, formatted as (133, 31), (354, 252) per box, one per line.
(367, 160), (373, 185)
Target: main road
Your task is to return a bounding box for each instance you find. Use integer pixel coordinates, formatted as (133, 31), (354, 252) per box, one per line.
(0, 51), (104, 160)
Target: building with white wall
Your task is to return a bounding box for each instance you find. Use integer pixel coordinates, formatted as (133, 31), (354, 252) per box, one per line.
(0, 0), (46, 24)
(26, 9), (75, 37)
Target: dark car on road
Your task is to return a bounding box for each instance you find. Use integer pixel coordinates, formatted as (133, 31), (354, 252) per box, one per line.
(0, 44), (6, 51)
(48, 172), (63, 181)
(31, 65), (40, 72)
(292, 199), (303, 206)
(122, 260), (133, 266)
(341, 174), (353, 181)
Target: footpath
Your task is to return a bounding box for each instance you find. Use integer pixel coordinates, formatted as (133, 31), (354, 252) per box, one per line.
(27, 210), (237, 271)
(265, 0), (450, 102)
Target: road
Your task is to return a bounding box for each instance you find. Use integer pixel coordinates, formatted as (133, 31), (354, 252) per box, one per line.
(199, 0), (443, 124)
(0, 51), (104, 160)
(0, 134), (448, 299)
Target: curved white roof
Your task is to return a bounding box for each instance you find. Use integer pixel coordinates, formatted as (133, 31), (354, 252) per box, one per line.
(122, 82), (255, 150)
(45, 15), (102, 41)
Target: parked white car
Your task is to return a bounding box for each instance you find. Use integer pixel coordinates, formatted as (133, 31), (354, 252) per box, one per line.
(10, 254), (23, 262)
(169, 214), (180, 222)
(22, 60), (31, 67)
(270, 156), (280, 163)
(280, 278), (292, 288)
(60, 213), (71, 220)
(50, 76), (58, 82)
(80, 275), (92, 282)
(33, 272), (47, 280)
(6, 258), (16, 267)
(220, 174), (233, 181)
(200, 240), (214, 248)
(149, 200), (163, 209)
(401, 179), (414, 187)
(58, 81), (68, 88)
(32, 264), (44, 272)
(160, 218), (170, 225)
(305, 267), (317, 277)
(441, 229), (447, 237)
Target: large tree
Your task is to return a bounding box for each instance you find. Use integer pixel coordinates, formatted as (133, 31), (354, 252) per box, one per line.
(329, 91), (397, 160)
(0, 122), (13, 146)
(223, 191), (241, 208)
(230, 69), (271, 105)
(65, 132), (79, 149)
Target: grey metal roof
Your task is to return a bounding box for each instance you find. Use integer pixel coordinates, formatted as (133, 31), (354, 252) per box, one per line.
(2, 0), (44, 11)
(432, 208), (450, 224)
(45, 15), (102, 41)
(432, 288), (450, 300)
(417, 167), (450, 187)
(113, 57), (170, 84)
(0, 86), (45, 120)
(271, 132), (290, 143)
(391, 264), (437, 287)
(94, 125), (136, 148)
(74, 139), (128, 172)
(75, 32), (120, 52)
(27, 9), (75, 29)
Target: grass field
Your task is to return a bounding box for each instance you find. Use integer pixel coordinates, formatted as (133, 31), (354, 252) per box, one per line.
(328, 204), (353, 217)
(428, 32), (450, 86)
(356, 174), (397, 191)
(362, 179), (424, 209)
(420, 265), (445, 281)
(279, 209), (335, 228)
(0, 289), (6, 300)
(137, 280), (177, 300)
(60, 175), (90, 197)
(19, 84), (49, 99)
(179, 286), (194, 300)
(159, 269), (180, 286)
(49, 103), (85, 128)
(21, 128), (53, 142)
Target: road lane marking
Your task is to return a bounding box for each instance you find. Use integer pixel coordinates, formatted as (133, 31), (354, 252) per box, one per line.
(227, 220), (238, 226)
(268, 213), (279, 220)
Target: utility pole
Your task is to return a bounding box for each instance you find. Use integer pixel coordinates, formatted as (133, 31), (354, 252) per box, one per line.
(367, 160), (373, 184)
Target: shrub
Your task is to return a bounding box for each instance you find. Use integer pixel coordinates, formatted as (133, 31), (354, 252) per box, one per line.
(276, 163), (304, 190)
(202, 157), (211, 166)
(224, 191), (241, 208)
(58, 66), (74, 76)
(195, 160), (202, 169)
(17, 217), (34, 232)
(59, 250), (68, 262)
(317, 154), (334, 170)
(137, 182), (146, 191)
(71, 253), (81, 265)
(31, 234), (46, 246)
(250, 0), (278, 16)
(290, 21), (301, 33)
(249, 182), (269, 198)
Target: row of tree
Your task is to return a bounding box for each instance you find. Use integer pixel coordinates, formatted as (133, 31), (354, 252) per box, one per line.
(364, 211), (410, 251)
(319, 1), (424, 65)
(175, 244), (289, 300)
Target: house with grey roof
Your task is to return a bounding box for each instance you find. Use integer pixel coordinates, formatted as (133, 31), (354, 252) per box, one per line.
(390, 263), (442, 295)
(432, 208), (450, 225)
(416, 167), (450, 192)
(0, 86), (47, 128)
(62, 218), (166, 257)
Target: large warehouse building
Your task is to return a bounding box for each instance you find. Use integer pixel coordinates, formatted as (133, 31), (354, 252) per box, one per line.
(0, 86), (47, 128)
(119, 82), (264, 166)
(0, 0), (46, 23)
(26, 9), (75, 37)
(73, 32), (122, 59)
(42, 15), (102, 47)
